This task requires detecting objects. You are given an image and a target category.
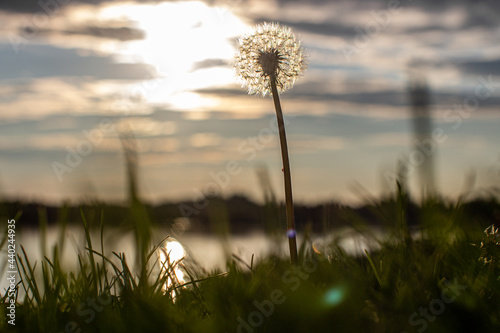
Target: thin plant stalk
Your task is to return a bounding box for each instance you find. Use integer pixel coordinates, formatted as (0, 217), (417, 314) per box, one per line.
(234, 22), (306, 264)
(270, 76), (298, 264)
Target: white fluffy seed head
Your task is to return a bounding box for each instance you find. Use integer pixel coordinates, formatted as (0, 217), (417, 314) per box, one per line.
(234, 22), (307, 96)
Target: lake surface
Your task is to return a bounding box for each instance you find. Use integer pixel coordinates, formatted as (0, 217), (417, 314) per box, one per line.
(0, 225), (380, 293)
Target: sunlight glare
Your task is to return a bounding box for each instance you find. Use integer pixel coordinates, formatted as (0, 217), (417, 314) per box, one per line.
(97, 1), (249, 109)
(165, 240), (186, 263)
(158, 239), (187, 298)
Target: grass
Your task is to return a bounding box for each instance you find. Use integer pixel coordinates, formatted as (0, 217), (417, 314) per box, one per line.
(1, 187), (499, 333)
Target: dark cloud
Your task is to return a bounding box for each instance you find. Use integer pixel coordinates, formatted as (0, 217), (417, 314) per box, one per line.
(191, 58), (228, 71)
(260, 19), (357, 38)
(197, 84), (500, 111)
(291, 87), (500, 109)
(19, 25), (146, 41)
(4, 0), (499, 38)
(294, 90), (408, 107)
(0, 0), (107, 13)
(0, 44), (157, 80)
(198, 86), (409, 107)
(264, 0), (500, 38)
(0, 0), (170, 14)
(461, 3), (500, 29)
(62, 26), (146, 41)
(272, 0), (500, 12)
(402, 25), (455, 34)
(195, 87), (247, 96)
(461, 59), (500, 76)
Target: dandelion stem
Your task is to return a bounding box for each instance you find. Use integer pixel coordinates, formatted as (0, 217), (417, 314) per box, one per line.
(270, 76), (298, 265)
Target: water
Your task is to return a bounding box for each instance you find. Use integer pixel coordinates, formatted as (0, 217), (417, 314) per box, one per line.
(0, 225), (380, 294)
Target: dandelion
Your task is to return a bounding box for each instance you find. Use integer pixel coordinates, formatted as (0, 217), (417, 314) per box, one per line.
(234, 22), (307, 264)
(473, 224), (500, 266)
(234, 22), (307, 96)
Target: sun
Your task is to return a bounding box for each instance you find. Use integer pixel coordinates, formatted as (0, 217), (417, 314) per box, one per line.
(97, 1), (249, 110)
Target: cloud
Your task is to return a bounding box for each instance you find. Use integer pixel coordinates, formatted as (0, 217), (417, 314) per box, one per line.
(58, 25), (146, 41)
(0, 0), (190, 14)
(116, 117), (177, 137)
(0, 43), (157, 80)
(259, 19), (357, 38)
(0, 0), (62, 13)
(195, 87), (247, 96)
(0, 77), (153, 121)
(362, 132), (411, 148)
(13, 21), (145, 42)
(189, 132), (222, 147)
(0, 0), (109, 14)
(251, 0), (500, 40)
(1, 0), (499, 205)
(292, 134), (346, 152)
(460, 59), (500, 76)
(191, 58), (228, 71)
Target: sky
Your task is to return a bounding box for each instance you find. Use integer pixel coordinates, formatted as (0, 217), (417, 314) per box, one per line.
(0, 0), (500, 206)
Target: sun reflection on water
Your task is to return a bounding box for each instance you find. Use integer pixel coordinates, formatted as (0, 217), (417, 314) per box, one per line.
(157, 238), (186, 298)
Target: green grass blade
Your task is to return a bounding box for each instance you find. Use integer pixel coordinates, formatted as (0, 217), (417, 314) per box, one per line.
(365, 249), (383, 288)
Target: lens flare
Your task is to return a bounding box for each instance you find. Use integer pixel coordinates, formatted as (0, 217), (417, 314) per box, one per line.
(324, 287), (345, 307)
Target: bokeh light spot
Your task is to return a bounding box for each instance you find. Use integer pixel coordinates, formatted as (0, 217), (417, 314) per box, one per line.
(324, 287), (344, 306)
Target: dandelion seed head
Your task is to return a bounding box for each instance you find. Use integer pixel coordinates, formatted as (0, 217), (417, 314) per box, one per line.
(234, 22), (307, 96)
(474, 224), (500, 266)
